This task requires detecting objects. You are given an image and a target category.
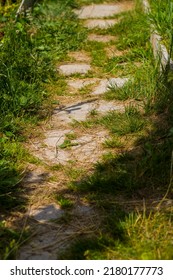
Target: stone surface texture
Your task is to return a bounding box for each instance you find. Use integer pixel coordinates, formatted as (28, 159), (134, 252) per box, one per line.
(67, 78), (98, 90)
(52, 99), (125, 123)
(30, 204), (64, 222)
(75, 3), (134, 19)
(92, 77), (129, 95)
(58, 64), (91, 76)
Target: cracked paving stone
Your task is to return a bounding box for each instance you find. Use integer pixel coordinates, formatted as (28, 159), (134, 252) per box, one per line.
(53, 99), (125, 123)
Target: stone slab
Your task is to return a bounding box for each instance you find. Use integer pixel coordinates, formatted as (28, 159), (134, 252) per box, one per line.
(67, 78), (98, 90)
(92, 77), (129, 95)
(57, 131), (108, 164)
(58, 64), (91, 76)
(32, 99), (125, 164)
(44, 129), (72, 147)
(30, 204), (64, 222)
(75, 3), (134, 19)
(53, 99), (124, 124)
(67, 77), (129, 95)
(84, 19), (118, 29)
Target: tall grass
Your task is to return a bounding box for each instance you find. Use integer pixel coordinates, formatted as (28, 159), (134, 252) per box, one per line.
(149, 0), (173, 58)
(60, 0), (173, 260)
(0, 0), (86, 258)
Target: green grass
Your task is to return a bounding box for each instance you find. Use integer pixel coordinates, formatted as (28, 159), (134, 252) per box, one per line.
(55, 195), (74, 209)
(104, 62), (158, 105)
(149, 0), (173, 57)
(1, 0), (173, 261)
(64, 210), (173, 260)
(0, 221), (23, 260)
(0, 0), (87, 259)
(100, 105), (146, 136)
(60, 0), (173, 260)
(103, 136), (124, 148)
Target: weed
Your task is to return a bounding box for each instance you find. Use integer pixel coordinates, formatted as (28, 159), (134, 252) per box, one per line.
(49, 164), (62, 171)
(65, 166), (85, 180)
(108, 210), (173, 260)
(0, 0), (87, 259)
(55, 195), (74, 209)
(103, 136), (124, 148)
(100, 107), (145, 136)
(65, 132), (77, 140)
(89, 109), (98, 117)
(79, 83), (96, 96)
(0, 220), (28, 260)
(59, 139), (78, 149)
(149, 0), (173, 57)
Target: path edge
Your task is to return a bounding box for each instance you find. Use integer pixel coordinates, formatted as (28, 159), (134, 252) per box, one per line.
(142, 0), (173, 71)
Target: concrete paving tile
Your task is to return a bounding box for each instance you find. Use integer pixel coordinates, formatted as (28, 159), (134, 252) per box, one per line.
(75, 3), (134, 19)
(30, 204), (64, 222)
(58, 64), (91, 76)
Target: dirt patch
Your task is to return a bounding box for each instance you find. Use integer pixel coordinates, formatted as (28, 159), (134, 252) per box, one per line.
(68, 51), (91, 63)
(105, 45), (129, 58)
(88, 34), (116, 42)
(18, 202), (101, 260)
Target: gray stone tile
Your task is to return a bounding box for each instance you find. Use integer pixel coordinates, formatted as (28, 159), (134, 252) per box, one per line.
(30, 204), (64, 222)
(58, 64), (91, 76)
(75, 3), (133, 19)
(92, 77), (129, 95)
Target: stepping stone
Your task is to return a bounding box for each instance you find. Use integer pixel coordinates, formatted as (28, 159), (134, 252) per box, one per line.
(92, 77), (129, 95)
(88, 34), (116, 43)
(67, 77), (129, 94)
(45, 131), (109, 164)
(58, 64), (91, 76)
(30, 204), (64, 222)
(69, 131), (108, 163)
(44, 129), (72, 147)
(84, 19), (118, 29)
(53, 99), (125, 124)
(67, 78), (98, 90)
(75, 3), (134, 19)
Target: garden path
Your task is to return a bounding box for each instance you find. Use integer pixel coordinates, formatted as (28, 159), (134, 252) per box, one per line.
(18, 1), (135, 260)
